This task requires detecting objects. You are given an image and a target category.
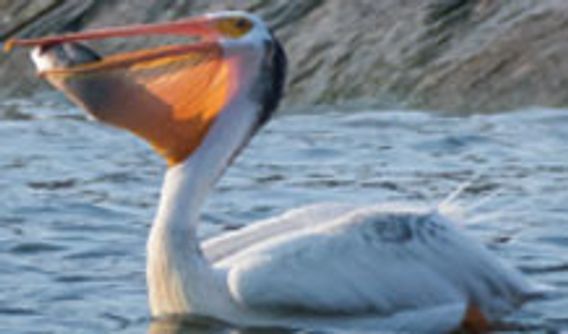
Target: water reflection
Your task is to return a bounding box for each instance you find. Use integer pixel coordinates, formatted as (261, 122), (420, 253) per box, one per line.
(149, 316), (294, 334)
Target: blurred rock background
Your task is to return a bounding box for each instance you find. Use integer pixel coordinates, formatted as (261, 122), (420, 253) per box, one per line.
(1, 0), (568, 113)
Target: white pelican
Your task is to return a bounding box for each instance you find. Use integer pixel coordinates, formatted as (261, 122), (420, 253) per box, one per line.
(7, 11), (540, 333)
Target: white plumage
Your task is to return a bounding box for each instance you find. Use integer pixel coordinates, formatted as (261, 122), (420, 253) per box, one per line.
(204, 203), (536, 332)
(218, 204), (532, 317)
(146, 153), (537, 332)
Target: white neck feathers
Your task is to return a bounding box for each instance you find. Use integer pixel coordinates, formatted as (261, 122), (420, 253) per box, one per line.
(146, 89), (261, 315)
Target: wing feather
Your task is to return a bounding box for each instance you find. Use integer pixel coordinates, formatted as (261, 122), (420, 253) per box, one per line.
(219, 205), (534, 320)
(204, 203), (357, 263)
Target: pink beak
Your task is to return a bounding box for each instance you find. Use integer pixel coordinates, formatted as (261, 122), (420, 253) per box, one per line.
(4, 15), (215, 52)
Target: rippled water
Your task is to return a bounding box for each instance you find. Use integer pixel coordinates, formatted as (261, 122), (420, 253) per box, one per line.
(1, 96), (567, 333)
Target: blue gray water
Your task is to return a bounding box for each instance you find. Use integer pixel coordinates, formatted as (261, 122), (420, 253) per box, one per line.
(1, 96), (567, 333)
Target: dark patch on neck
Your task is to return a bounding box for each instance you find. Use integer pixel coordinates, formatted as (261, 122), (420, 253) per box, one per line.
(214, 33), (287, 174)
(251, 32), (288, 130)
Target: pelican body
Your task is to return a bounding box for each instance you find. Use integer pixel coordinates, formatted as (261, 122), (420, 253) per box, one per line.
(7, 11), (538, 333)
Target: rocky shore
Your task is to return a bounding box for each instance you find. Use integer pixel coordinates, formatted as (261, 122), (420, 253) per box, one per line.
(2, 0), (568, 113)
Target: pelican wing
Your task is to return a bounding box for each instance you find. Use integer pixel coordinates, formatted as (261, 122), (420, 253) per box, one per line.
(220, 206), (533, 321)
(204, 203), (357, 263)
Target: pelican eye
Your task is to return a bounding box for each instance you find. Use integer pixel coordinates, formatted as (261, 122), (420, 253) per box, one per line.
(216, 17), (253, 38)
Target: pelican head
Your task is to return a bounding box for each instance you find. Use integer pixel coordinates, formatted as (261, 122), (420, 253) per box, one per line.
(7, 11), (287, 166)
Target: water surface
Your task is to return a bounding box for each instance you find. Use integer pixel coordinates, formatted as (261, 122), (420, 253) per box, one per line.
(1, 97), (567, 333)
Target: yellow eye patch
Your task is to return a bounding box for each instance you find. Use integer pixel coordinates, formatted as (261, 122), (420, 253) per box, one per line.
(215, 18), (253, 38)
